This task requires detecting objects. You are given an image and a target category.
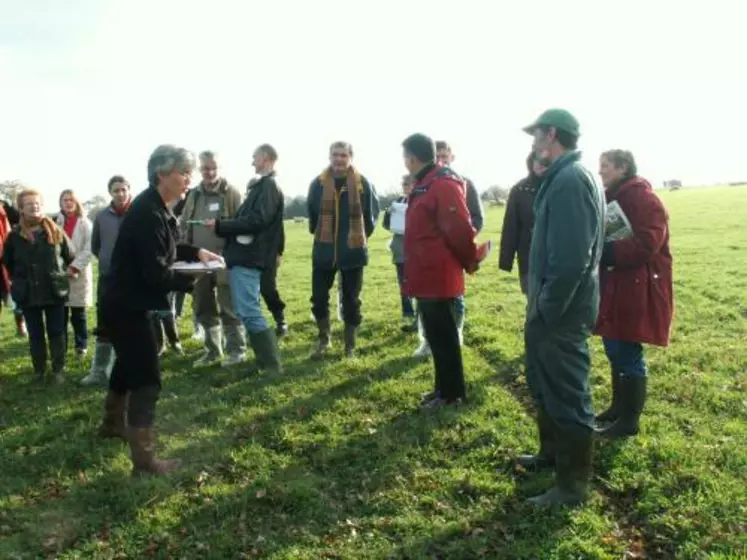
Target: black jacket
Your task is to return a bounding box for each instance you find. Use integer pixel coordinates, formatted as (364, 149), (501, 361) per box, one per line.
(216, 172), (284, 270)
(102, 186), (199, 312)
(499, 174), (540, 277)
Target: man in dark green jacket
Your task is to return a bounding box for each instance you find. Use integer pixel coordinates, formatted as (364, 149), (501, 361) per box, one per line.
(518, 109), (606, 507)
(307, 141), (379, 359)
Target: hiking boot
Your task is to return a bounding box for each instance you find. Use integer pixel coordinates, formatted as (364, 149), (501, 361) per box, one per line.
(343, 323), (357, 358)
(311, 317), (331, 360)
(275, 320), (288, 338)
(595, 369), (622, 424)
(248, 328), (282, 375)
(98, 390), (128, 441)
(516, 408), (556, 471)
(29, 336), (48, 383)
(598, 375), (647, 439)
(49, 336), (66, 384)
(127, 427), (181, 476)
(527, 430), (592, 507)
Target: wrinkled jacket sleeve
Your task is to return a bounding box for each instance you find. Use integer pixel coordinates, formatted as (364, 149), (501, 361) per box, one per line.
(60, 235), (74, 267)
(608, 190), (668, 268)
(179, 190), (196, 241)
(465, 179), (484, 233)
(307, 179), (321, 235)
(499, 184), (521, 272)
(538, 170), (600, 325)
(135, 212), (195, 293)
(91, 214), (101, 259)
(363, 179), (379, 238)
(215, 181), (281, 237)
(435, 179), (478, 271)
(4, 231), (16, 276)
(70, 218), (94, 272)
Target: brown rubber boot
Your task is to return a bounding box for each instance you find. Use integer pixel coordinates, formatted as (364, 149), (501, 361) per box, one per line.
(97, 390), (128, 441)
(127, 427), (181, 476)
(15, 313), (28, 338)
(310, 316), (331, 360)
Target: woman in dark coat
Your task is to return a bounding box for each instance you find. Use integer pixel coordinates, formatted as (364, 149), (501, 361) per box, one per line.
(97, 144), (223, 476)
(498, 153), (547, 294)
(4, 189), (73, 383)
(595, 149), (674, 438)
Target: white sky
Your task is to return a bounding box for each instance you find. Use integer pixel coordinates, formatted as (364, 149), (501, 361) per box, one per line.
(1, 0), (745, 206)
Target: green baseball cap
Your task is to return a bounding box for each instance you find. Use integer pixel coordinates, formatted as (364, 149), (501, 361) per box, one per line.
(523, 108), (581, 137)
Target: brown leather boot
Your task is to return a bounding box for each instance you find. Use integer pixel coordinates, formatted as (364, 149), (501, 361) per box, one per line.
(97, 390), (128, 441)
(15, 313), (27, 338)
(127, 427), (181, 476)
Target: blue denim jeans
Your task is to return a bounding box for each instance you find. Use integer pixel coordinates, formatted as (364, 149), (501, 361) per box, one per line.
(454, 294), (466, 318)
(602, 338), (647, 377)
(228, 266), (268, 334)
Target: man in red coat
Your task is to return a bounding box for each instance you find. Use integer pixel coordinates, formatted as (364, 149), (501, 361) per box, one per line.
(401, 133), (486, 409)
(595, 149), (674, 438)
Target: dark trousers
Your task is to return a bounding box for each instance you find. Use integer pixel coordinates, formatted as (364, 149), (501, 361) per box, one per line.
(394, 263), (415, 317)
(261, 264), (286, 322)
(174, 291), (186, 318)
(525, 321), (594, 436)
(64, 306), (88, 351)
(24, 305), (66, 343)
(418, 299), (466, 401)
(105, 306), (161, 395)
(94, 277), (110, 341)
(311, 267), (363, 326)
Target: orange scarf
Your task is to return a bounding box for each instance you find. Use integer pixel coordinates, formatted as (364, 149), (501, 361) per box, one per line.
(315, 166), (366, 249)
(20, 215), (64, 245)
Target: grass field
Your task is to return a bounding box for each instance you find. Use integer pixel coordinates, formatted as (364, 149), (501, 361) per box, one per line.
(1, 186), (745, 559)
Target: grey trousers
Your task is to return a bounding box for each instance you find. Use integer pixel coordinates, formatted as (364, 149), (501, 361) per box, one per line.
(192, 270), (246, 357)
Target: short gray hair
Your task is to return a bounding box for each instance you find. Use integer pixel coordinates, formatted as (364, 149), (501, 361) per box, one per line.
(199, 150), (218, 164)
(147, 144), (196, 186)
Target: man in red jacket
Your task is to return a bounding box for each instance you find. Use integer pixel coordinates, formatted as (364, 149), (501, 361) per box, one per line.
(402, 133), (486, 409)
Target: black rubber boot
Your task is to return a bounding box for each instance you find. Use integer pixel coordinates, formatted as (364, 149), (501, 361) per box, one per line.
(527, 430), (593, 507)
(311, 317), (331, 360)
(248, 328), (282, 375)
(595, 369), (622, 424)
(599, 375), (647, 439)
(49, 336), (66, 384)
(343, 323), (357, 358)
(29, 336), (48, 383)
(516, 408), (557, 471)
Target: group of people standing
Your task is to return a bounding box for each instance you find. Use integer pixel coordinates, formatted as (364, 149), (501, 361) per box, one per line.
(0, 110), (674, 508)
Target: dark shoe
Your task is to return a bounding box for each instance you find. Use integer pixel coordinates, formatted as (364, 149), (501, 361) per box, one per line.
(98, 390), (128, 441)
(526, 430), (592, 507)
(311, 317), (331, 360)
(598, 375), (647, 439)
(401, 319), (418, 334)
(343, 323), (358, 358)
(516, 408), (557, 471)
(420, 396), (463, 410)
(595, 369), (622, 424)
(29, 337), (48, 383)
(49, 336), (66, 384)
(249, 328), (282, 375)
(127, 427), (181, 476)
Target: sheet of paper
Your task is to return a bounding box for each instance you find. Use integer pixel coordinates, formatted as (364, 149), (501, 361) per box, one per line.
(170, 260), (225, 271)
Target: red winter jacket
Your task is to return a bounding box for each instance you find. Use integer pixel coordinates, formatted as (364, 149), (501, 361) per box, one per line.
(403, 164), (478, 299)
(0, 204), (11, 301)
(595, 176), (674, 346)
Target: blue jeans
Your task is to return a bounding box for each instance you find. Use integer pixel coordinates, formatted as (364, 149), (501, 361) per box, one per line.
(228, 266), (268, 334)
(603, 339), (647, 377)
(24, 305), (66, 343)
(64, 306), (89, 351)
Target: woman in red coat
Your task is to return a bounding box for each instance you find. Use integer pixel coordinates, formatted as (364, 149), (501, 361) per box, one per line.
(595, 150), (674, 438)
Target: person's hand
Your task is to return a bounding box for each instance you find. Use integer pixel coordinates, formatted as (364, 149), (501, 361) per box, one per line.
(203, 219), (216, 230)
(66, 266), (79, 279)
(197, 248), (224, 266)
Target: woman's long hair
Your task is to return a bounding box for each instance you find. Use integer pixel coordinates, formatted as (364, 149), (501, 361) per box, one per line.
(59, 189), (84, 218)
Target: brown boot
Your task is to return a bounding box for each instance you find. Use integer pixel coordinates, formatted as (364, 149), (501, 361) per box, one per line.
(127, 427), (181, 476)
(97, 390), (128, 440)
(15, 314), (27, 338)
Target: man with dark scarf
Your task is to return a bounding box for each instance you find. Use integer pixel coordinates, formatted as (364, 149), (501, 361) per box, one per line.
(499, 153), (547, 295)
(307, 141), (379, 359)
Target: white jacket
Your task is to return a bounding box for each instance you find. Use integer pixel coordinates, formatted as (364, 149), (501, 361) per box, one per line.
(56, 213), (94, 308)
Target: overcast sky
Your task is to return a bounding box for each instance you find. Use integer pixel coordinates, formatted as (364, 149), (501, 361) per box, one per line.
(1, 0), (745, 205)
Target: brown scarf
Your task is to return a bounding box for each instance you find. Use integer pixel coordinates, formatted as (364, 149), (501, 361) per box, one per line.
(315, 166), (366, 249)
(20, 216), (64, 245)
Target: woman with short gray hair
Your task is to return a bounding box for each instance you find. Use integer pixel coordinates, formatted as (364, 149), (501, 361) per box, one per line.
(97, 144), (223, 476)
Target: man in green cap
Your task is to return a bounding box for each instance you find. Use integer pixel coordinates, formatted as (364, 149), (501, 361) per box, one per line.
(517, 108), (606, 506)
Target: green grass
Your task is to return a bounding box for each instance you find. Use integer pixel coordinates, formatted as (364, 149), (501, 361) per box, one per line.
(1, 186), (746, 559)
